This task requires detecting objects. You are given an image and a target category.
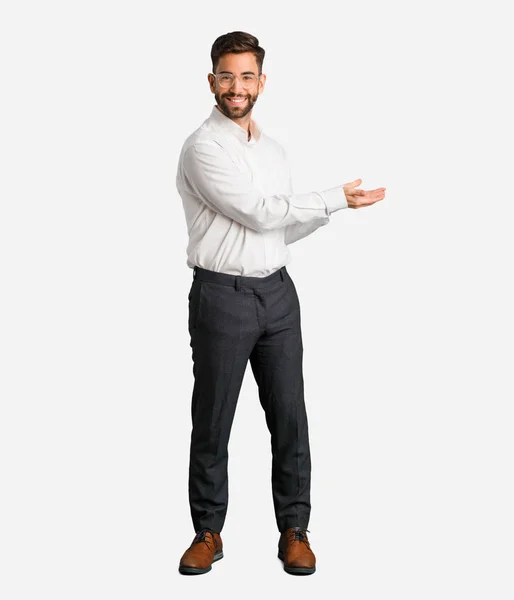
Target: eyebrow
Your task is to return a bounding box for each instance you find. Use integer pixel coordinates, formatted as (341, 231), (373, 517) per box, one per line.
(217, 71), (257, 75)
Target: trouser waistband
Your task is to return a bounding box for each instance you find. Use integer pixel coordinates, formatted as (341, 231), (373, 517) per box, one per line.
(193, 265), (286, 291)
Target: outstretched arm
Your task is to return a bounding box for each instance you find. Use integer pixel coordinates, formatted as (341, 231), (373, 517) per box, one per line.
(181, 140), (348, 234)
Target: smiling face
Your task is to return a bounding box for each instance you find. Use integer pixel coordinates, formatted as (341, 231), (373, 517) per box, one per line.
(208, 52), (266, 121)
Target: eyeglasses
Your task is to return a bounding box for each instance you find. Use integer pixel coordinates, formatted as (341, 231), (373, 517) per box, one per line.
(211, 73), (262, 89)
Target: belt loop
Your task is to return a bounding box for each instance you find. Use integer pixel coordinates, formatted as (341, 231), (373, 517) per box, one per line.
(193, 266), (197, 279)
(280, 268), (284, 282)
(235, 275), (241, 291)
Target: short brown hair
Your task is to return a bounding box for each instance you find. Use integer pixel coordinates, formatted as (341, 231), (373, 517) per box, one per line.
(211, 31), (265, 74)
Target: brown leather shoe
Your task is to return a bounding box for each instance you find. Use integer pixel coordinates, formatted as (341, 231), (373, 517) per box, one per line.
(278, 527), (316, 575)
(178, 528), (224, 575)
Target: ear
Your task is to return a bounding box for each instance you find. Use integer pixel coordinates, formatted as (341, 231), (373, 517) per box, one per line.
(207, 73), (216, 93)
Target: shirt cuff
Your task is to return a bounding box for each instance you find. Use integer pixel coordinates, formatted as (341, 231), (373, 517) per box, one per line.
(319, 185), (348, 215)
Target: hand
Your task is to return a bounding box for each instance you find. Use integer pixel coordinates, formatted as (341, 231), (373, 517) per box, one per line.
(343, 179), (386, 209)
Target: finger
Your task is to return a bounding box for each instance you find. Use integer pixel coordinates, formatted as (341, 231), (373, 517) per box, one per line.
(363, 188), (385, 196)
(343, 178), (362, 188)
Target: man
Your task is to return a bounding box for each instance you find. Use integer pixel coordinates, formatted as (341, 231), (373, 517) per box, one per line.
(175, 31), (385, 576)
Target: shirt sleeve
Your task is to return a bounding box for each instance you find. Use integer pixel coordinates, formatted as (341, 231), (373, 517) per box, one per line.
(283, 151), (348, 245)
(181, 140), (347, 234)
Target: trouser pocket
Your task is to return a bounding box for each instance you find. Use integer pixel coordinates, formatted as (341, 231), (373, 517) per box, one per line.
(188, 280), (203, 332)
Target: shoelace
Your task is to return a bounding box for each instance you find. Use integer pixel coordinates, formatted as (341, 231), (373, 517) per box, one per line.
(191, 528), (215, 549)
(289, 527), (311, 545)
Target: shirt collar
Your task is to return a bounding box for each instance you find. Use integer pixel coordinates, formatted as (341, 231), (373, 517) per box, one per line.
(209, 104), (263, 144)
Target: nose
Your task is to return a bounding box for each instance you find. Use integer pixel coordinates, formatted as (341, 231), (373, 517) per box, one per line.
(229, 76), (245, 94)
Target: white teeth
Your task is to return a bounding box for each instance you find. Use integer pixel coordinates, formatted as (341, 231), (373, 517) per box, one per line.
(228, 97), (245, 103)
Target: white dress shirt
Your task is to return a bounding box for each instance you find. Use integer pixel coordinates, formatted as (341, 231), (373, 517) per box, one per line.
(176, 104), (348, 277)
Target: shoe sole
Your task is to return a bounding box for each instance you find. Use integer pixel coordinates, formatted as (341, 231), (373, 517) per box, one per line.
(277, 550), (316, 575)
(178, 551), (224, 575)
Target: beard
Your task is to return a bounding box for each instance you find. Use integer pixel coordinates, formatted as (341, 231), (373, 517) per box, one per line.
(215, 90), (259, 119)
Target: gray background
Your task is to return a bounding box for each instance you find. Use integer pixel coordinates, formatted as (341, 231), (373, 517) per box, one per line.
(1, 0), (513, 598)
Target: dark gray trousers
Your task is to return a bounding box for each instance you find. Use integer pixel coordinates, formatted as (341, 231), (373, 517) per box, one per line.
(187, 265), (311, 534)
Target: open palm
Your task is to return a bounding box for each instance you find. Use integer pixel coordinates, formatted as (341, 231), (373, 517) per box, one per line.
(343, 179), (386, 208)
